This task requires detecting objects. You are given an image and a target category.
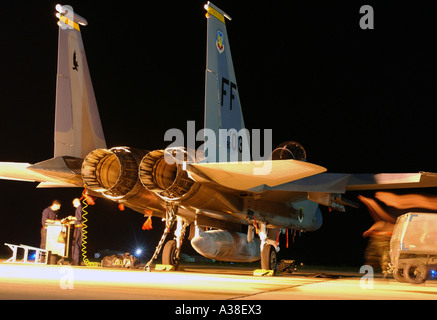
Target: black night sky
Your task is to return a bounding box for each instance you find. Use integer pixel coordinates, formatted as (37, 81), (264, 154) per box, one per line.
(1, 1), (437, 268)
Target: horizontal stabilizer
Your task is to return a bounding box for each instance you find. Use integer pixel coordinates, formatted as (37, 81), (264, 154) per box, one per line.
(0, 162), (47, 183)
(37, 182), (79, 188)
(0, 158), (83, 187)
(188, 160), (326, 191)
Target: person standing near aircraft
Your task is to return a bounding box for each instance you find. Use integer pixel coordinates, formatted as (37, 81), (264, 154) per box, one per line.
(362, 220), (394, 278)
(358, 195), (395, 278)
(40, 200), (61, 249)
(71, 198), (83, 265)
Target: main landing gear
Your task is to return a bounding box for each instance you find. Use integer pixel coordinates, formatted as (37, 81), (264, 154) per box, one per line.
(257, 222), (279, 273)
(144, 203), (189, 271)
(145, 205), (282, 274)
(261, 244), (278, 271)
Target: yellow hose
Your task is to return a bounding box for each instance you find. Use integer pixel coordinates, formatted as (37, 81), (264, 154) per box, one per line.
(81, 189), (101, 267)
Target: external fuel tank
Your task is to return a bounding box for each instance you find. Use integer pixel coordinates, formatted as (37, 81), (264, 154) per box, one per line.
(190, 228), (261, 262)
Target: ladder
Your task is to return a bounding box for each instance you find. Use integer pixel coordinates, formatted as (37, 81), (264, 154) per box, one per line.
(4, 243), (48, 264)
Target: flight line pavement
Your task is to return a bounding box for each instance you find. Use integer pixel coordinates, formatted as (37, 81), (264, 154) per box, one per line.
(0, 261), (436, 300)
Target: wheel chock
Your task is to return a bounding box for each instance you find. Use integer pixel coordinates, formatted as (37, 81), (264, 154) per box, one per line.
(155, 264), (176, 271)
(253, 269), (274, 276)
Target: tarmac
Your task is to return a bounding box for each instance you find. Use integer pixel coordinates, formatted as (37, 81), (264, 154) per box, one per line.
(0, 261), (436, 300)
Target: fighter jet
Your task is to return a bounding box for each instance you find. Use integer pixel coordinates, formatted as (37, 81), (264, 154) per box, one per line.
(1, 3), (437, 271)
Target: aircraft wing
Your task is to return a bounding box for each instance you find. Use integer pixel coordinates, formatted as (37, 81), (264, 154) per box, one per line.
(250, 171), (437, 193)
(187, 159), (327, 190)
(345, 172), (437, 191)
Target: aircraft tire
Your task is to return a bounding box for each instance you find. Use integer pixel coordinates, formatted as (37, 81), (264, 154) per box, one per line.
(393, 269), (408, 283)
(405, 262), (428, 284)
(261, 244), (277, 271)
(162, 239), (179, 268)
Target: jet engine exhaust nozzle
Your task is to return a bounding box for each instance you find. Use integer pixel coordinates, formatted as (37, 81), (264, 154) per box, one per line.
(139, 149), (198, 201)
(81, 147), (147, 200)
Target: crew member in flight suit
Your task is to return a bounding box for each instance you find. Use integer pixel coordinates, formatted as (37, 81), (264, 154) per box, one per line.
(71, 198), (83, 265)
(40, 200), (61, 249)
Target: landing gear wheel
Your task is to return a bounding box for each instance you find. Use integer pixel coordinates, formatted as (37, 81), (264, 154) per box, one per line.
(393, 268), (408, 283)
(162, 240), (179, 269)
(261, 244), (277, 271)
(405, 262), (428, 284)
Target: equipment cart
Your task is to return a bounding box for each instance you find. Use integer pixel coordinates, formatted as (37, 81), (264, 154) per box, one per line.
(45, 219), (74, 265)
(389, 212), (437, 284)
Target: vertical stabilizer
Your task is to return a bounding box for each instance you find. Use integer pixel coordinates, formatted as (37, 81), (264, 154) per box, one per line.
(54, 5), (106, 159)
(203, 2), (248, 163)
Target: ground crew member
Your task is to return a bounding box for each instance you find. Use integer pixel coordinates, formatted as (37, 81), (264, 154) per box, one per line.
(71, 198), (83, 265)
(40, 200), (61, 249)
(363, 221), (394, 278)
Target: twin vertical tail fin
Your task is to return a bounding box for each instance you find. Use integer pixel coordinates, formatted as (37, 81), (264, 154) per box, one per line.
(0, 5), (107, 187)
(54, 4), (106, 159)
(203, 2), (248, 163)
(54, 2), (239, 163)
